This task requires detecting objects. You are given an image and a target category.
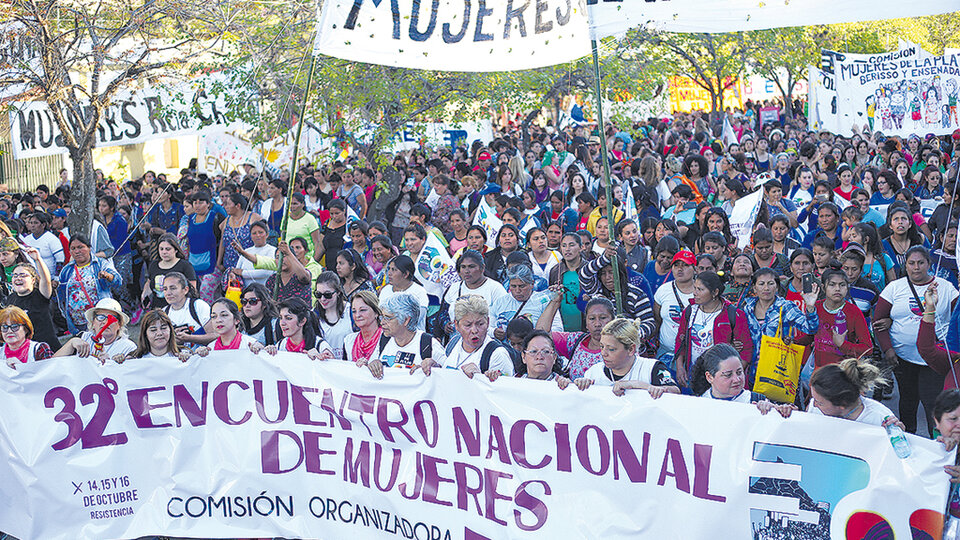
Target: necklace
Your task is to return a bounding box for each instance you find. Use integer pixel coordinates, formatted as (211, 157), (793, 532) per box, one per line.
(841, 399), (864, 420)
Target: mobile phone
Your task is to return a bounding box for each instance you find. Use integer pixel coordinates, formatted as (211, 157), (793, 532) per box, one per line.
(802, 273), (814, 294)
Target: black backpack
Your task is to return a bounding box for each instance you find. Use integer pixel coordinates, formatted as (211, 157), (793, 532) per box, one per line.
(445, 335), (521, 373)
(377, 332), (434, 365)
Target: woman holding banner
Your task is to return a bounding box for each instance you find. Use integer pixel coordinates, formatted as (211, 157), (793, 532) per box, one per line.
(691, 343), (794, 416)
(573, 318), (679, 398)
(807, 357), (902, 428)
(127, 309), (192, 362)
(345, 291), (382, 366)
(254, 298), (333, 361)
(1, 306), (54, 369)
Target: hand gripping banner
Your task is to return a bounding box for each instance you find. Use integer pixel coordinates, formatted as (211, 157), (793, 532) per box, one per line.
(0, 352), (950, 539)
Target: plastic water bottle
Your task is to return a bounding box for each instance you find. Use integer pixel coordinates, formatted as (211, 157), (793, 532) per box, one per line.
(885, 417), (912, 458)
(944, 515), (960, 540)
(835, 308), (846, 335)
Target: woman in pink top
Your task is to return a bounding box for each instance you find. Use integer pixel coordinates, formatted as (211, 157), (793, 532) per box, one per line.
(537, 292), (614, 380)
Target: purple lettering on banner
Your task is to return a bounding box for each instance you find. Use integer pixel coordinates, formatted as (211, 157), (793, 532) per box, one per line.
(253, 380), (289, 424)
(320, 389), (352, 430)
(413, 400), (439, 448)
(554, 423), (572, 472)
(290, 385), (328, 427)
(172, 383), (208, 427)
(398, 452), (424, 500)
(485, 416), (510, 465)
(692, 444), (727, 502)
(343, 437), (371, 487)
(126, 386), (173, 429)
(377, 398), (416, 444)
(453, 461), (484, 514)
(612, 430), (650, 482)
(514, 480), (551, 532)
(509, 419), (550, 469)
(261, 430), (304, 474)
(575, 425), (610, 476)
(43, 386), (83, 451)
(79, 379), (128, 448)
(452, 407), (481, 456)
(373, 444), (403, 492)
(213, 381), (252, 425)
(657, 438), (691, 493)
(304, 431), (337, 476)
(420, 454), (454, 507)
(346, 393), (376, 437)
(482, 468), (513, 526)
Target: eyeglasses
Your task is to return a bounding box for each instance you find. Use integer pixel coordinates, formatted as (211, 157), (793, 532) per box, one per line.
(314, 291), (337, 300)
(240, 297), (261, 306)
(93, 314), (112, 322)
(0, 324), (22, 332)
(524, 349), (555, 358)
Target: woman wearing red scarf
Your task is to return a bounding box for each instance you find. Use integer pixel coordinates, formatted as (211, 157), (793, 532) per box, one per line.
(257, 298), (333, 362)
(196, 299), (259, 356)
(345, 291), (382, 366)
(1, 306), (53, 369)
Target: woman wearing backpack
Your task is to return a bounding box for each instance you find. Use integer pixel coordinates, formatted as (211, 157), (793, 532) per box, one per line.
(364, 293), (445, 379)
(161, 272), (216, 347)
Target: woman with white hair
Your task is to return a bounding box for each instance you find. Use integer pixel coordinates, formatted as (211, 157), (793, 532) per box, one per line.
(489, 263), (560, 341)
(436, 295), (516, 379)
(365, 293), (444, 379)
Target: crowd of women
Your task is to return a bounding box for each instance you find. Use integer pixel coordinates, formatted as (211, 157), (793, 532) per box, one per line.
(4, 109), (960, 487)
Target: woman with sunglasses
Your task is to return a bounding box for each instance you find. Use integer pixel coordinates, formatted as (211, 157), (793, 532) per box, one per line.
(257, 298), (333, 361)
(196, 298), (260, 356)
(240, 283), (280, 345)
(313, 271), (352, 359)
(1, 306), (54, 369)
(336, 248), (374, 300)
(126, 309), (193, 362)
(345, 291), (382, 365)
(54, 298), (136, 363)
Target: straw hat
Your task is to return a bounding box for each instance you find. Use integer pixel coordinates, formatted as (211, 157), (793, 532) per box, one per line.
(85, 298), (130, 328)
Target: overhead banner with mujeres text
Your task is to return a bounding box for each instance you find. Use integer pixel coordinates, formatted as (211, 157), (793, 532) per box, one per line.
(0, 352), (950, 539)
(313, 0), (592, 71)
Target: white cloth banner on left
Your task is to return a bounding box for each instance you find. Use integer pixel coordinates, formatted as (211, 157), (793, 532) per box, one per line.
(0, 352), (950, 539)
(313, 0), (592, 71)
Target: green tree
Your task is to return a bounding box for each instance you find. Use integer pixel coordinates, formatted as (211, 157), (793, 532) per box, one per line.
(746, 28), (819, 117)
(1, 0), (236, 236)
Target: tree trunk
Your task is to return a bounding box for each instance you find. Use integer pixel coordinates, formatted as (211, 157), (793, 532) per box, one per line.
(68, 146), (96, 239)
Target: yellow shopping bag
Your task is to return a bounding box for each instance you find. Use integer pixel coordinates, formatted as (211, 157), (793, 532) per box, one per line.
(753, 308), (805, 403)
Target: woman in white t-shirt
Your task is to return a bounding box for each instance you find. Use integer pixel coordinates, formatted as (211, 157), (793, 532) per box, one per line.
(256, 298), (332, 361)
(808, 357), (904, 429)
(693, 343), (794, 417)
(162, 272), (215, 348)
(365, 293), (444, 379)
(574, 318), (680, 399)
(53, 298), (136, 363)
(378, 255), (428, 330)
(125, 309), (193, 362)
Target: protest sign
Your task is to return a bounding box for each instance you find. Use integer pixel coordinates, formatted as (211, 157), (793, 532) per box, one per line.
(0, 352), (949, 539)
(472, 196), (502, 249)
(412, 230), (460, 305)
(759, 106), (779, 125)
(386, 121), (494, 152)
(588, 0), (959, 38)
(7, 74), (256, 159)
(668, 76), (742, 113)
(313, 0), (592, 71)
(728, 187), (762, 249)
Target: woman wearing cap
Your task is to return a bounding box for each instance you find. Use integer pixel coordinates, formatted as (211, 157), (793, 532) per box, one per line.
(1, 306), (54, 369)
(57, 234), (121, 334)
(126, 309), (192, 362)
(652, 250), (696, 371)
(379, 255), (428, 330)
(4, 248), (60, 352)
(574, 319), (680, 398)
(53, 298), (136, 363)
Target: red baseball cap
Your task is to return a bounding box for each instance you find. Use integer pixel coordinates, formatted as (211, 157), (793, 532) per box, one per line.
(478, 151), (492, 160)
(672, 250), (696, 266)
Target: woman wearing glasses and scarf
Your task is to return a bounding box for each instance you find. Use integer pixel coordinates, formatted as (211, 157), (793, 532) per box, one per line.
(53, 298), (136, 363)
(1, 306), (54, 369)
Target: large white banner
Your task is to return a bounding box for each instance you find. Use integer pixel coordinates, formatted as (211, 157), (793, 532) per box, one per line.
(313, 0), (592, 71)
(588, 0), (960, 38)
(8, 75), (257, 159)
(386, 121), (495, 152)
(0, 352), (950, 540)
(0, 22), (43, 102)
